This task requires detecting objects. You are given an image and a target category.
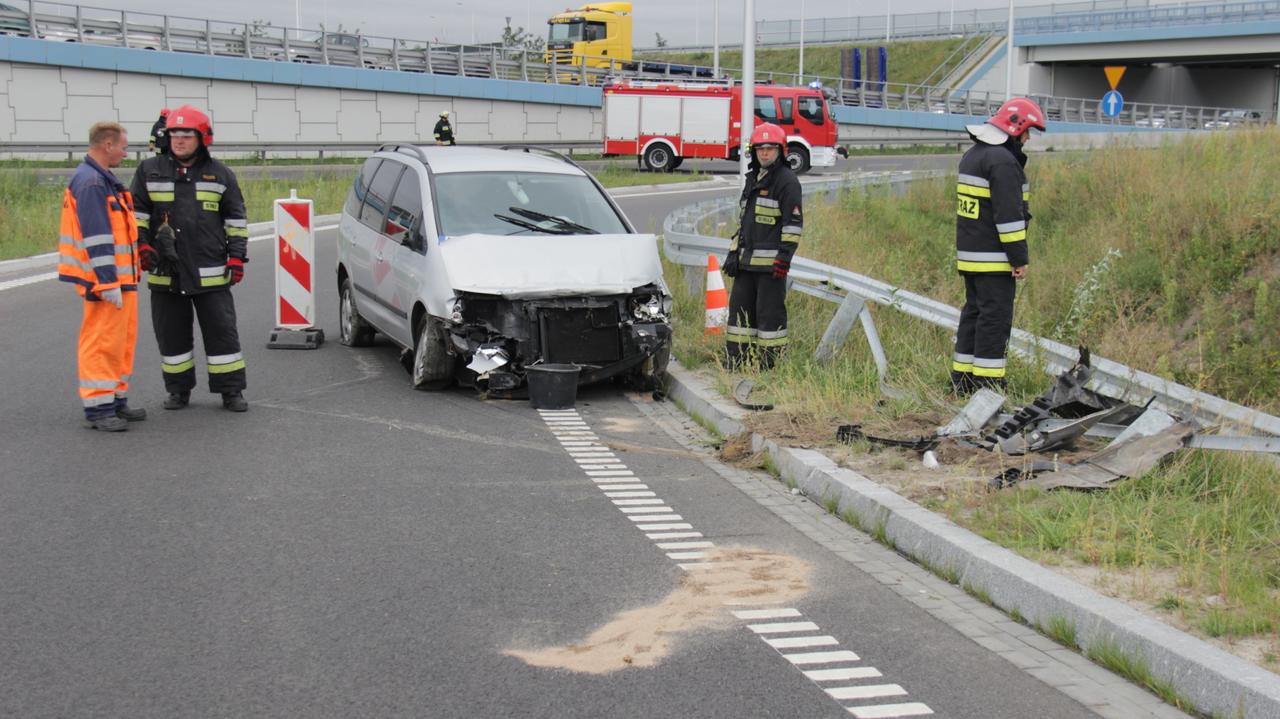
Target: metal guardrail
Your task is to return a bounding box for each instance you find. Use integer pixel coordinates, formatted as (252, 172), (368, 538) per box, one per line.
(0, 0), (1270, 131)
(662, 172), (1280, 439)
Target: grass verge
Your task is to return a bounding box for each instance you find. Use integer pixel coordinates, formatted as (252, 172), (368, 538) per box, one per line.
(665, 127), (1280, 668)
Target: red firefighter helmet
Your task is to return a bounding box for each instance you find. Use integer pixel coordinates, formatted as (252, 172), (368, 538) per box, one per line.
(750, 122), (786, 148)
(159, 107), (170, 118)
(166, 105), (213, 147)
(988, 98), (1046, 137)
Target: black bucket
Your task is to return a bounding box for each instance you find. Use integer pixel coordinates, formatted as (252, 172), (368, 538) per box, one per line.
(526, 363), (581, 410)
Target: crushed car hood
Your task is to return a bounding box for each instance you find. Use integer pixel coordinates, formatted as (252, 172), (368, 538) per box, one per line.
(439, 233), (666, 299)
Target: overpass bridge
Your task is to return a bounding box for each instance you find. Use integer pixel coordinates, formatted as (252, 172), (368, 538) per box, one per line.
(0, 0), (1271, 155)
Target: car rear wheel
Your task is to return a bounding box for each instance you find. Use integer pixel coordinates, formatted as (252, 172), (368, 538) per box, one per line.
(339, 278), (375, 347)
(411, 315), (452, 391)
(786, 144), (811, 174)
(643, 144), (676, 172)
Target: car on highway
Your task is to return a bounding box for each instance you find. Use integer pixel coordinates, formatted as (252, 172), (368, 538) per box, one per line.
(335, 144), (673, 395)
(1202, 109), (1264, 130)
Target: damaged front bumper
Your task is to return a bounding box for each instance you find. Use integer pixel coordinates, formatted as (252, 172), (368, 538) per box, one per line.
(446, 289), (672, 391)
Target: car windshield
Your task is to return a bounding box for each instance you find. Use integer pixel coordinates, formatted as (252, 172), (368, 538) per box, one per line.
(434, 171), (628, 237)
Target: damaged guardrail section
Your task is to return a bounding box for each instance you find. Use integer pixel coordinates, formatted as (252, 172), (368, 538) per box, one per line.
(664, 363), (1280, 719)
(662, 173), (1280, 439)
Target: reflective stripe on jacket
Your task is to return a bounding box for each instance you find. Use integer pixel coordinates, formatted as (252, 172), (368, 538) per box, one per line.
(131, 152), (248, 295)
(955, 142), (1030, 274)
(729, 162), (803, 272)
(58, 156), (139, 297)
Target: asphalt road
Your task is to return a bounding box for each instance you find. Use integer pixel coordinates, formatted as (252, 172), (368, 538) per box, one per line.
(0, 175), (1122, 718)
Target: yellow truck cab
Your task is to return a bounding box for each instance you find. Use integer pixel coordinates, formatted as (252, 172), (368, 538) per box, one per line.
(545, 2), (633, 68)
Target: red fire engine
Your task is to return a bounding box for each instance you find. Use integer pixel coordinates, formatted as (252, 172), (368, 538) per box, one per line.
(602, 79), (843, 174)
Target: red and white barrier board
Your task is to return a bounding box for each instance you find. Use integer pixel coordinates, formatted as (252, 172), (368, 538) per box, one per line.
(267, 190), (324, 349)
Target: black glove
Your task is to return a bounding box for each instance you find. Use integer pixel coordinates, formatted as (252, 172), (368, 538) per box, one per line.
(154, 219), (179, 265)
(723, 251), (739, 278)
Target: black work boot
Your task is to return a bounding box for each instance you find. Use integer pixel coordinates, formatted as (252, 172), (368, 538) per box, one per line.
(116, 403), (147, 422)
(221, 392), (248, 412)
(86, 415), (128, 432)
(163, 392), (190, 410)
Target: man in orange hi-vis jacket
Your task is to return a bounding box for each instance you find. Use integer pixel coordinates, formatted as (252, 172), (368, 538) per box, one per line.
(58, 121), (144, 432)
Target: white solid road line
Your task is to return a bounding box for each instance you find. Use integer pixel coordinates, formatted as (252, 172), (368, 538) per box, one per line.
(0, 272), (57, 291)
(0, 225), (340, 294)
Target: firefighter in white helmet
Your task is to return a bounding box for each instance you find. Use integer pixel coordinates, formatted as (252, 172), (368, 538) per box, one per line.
(433, 110), (455, 146)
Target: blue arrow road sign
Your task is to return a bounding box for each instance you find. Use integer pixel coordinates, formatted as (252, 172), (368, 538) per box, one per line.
(1102, 90), (1124, 118)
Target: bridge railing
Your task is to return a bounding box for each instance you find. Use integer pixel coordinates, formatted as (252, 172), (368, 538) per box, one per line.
(0, 1), (1271, 130)
(747, 0), (1278, 46)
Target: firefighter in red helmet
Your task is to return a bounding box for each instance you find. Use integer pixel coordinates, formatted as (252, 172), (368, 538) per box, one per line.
(723, 122), (803, 370)
(131, 104), (251, 412)
(951, 97), (1046, 394)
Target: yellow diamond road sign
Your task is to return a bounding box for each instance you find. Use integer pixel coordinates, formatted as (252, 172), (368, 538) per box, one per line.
(1104, 66), (1126, 91)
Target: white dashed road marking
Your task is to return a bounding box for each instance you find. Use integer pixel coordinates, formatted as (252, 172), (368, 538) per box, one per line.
(538, 408), (935, 718)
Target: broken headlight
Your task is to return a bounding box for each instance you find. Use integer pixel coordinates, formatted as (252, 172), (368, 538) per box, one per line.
(447, 297), (464, 324)
(629, 294), (664, 321)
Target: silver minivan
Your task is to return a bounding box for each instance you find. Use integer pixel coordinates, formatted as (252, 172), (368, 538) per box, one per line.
(335, 144), (672, 395)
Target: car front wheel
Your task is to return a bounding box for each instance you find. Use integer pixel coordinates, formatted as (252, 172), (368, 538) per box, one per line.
(412, 315), (452, 391)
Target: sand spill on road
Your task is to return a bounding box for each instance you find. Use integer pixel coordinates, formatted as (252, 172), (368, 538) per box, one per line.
(504, 546), (810, 674)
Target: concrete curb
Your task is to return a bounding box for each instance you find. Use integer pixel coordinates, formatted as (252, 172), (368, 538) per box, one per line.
(664, 361), (1280, 719)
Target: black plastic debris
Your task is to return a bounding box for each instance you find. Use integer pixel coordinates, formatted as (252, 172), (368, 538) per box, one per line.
(837, 424), (940, 452)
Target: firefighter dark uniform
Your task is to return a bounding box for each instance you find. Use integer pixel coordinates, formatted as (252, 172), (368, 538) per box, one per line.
(952, 98), (1045, 393)
(131, 105), (250, 408)
(148, 108), (169, 155)
(433, 111), (455, 145)
(58, 152), (142, 429)
(724, 123), (802, 370)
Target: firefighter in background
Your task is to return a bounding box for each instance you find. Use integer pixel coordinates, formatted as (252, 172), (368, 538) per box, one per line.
(148, 108), (170, 156)
(951, 98), (1045, 394)
(58, 121), (145, 432)
(131, 105), (251, 412)
(433, 110), (455, 146)
(722, 123), (803, 370)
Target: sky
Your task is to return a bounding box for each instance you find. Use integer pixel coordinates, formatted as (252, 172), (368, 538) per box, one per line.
(103, 0), (1132, 49)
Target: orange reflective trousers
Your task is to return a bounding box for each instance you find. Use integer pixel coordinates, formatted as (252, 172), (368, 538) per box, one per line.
(78, 292), (138, 419)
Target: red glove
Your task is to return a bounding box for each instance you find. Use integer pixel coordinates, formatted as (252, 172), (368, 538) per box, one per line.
(226, 257), (245, 285)
(772, 258), (789, 280)
(138, 243), (158, 272)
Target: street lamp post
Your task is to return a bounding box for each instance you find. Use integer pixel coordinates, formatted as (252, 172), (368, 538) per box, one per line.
(885, 0), (891, 43)
(798, 0), (805, 81)
(739, 0), (756, 181)
(713, 0), (720, 78)
(1005, 0), (1015, 98)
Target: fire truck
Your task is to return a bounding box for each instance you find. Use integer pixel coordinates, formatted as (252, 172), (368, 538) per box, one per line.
(602, 80), (843, 174)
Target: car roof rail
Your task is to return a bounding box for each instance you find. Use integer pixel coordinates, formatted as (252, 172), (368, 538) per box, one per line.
(377, 143), (430, 168)
(498, 144), (585, 171)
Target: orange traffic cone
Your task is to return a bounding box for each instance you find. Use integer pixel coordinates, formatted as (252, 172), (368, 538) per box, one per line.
(704, 254), (729, 335)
